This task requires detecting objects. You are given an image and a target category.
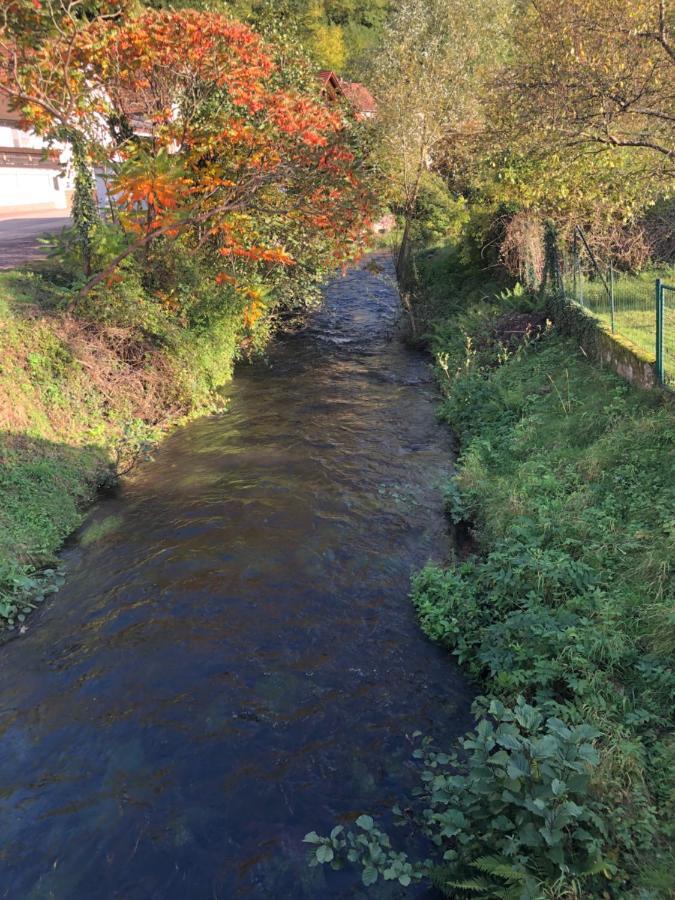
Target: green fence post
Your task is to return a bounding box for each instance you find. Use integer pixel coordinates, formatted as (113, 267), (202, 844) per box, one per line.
(656, 279), (664, 385)
(609, 262), (615, 333)
(573, 231), (578, 301)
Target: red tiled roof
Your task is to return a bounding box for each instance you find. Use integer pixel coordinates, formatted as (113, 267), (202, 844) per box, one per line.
(317, 71), (377, 118)
(337, 79), (376, 117)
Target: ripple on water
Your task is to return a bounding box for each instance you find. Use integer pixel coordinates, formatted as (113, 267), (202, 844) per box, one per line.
(0, 255), (472, 898)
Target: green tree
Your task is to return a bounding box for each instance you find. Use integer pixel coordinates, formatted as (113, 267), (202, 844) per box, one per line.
(143, 0), (393, 73)
(481, 0), (674, 231)
(368, 0), (510, 285)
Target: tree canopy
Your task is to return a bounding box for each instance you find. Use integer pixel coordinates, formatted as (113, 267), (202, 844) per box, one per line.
(142, 0), (392, 73)
(0, 2), (375, 299)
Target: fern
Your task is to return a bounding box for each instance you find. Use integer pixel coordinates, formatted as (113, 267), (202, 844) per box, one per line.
(430, 866), (513, 898)
(439, 877), (496, 894)
(577, 858), (614, 879)
(472, 856), (528, 883)
(429, 866), (489, 895)
(431, 858), (539, 899)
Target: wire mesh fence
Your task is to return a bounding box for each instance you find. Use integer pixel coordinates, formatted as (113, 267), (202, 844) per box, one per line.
(659, 282), (675, 387)
(558, 226), (674, 387)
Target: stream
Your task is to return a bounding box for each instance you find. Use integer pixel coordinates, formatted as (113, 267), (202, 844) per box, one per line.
(0, 256), (472, 898)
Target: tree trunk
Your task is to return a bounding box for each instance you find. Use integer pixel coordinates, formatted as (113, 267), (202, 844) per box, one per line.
(395, 217), (418, 340)
(396, 216), (411, 282)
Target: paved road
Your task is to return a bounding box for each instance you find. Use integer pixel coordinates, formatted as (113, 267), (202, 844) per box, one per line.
(0, 212), (72, 270)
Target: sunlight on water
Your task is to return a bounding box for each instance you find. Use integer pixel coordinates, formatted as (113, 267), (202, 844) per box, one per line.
(0, 257), (472, 898)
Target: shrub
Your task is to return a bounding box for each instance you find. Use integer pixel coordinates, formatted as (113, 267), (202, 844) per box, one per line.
(412, 172), (469, 244)
(308, 698), (612, 899)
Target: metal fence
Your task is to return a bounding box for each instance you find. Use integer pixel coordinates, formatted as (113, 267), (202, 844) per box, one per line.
(559, 226), (674, 387)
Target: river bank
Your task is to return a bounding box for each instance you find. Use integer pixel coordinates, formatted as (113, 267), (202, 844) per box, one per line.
(0, 263), (258, 631)
(309, 243), (673, 897)
(411, 243), (674, 896)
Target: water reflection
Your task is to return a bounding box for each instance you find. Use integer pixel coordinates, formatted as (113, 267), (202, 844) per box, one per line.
(0, 257), (472, 898)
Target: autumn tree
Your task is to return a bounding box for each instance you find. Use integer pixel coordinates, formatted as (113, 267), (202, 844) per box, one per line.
(468, 0), (673, 269)
(0, 1), (133, 271)
(1, 5), (374, 307)
(504, 0), (674, 166)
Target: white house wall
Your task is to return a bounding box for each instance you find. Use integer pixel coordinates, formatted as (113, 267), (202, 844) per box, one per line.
(0, 122), (48, 151)
(0, 99), (71, 212)
(0, 164), (68, 210)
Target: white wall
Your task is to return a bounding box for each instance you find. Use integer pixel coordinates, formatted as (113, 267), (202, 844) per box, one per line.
(0, 123), (47, 150)
(0, 109), (70, 211)
(0, 165), (68, 210)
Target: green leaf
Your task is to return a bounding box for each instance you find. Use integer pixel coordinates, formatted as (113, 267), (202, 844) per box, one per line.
(551, 778), (566, 796)
(577, 744), (599, 766)
(489, 750), (511, 767)
(303, 831), (322, 844)
(356, 815), (374, 831)
(362, 866), (378, 886)
(506, 753), (530, 780)
(316, 845), (334, 864)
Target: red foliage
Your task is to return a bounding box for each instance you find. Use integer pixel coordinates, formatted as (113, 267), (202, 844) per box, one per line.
(1, 6), (376, 289)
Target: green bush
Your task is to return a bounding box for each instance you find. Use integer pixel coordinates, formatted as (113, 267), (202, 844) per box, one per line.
(412, 172), (469, 244)
(308, 698), (612, 898)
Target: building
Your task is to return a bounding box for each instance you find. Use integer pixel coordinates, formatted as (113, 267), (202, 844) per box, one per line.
(318, 71), (377, 120)
(0, 95), (70, 215)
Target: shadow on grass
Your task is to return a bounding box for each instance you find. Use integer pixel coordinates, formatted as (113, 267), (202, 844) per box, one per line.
(0, 430), (112, 631)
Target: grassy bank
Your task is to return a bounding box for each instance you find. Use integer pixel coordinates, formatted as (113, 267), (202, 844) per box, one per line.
(310, 243), (674, 898)
(417, 245), (674, 895)
(0, 265), (245, 632)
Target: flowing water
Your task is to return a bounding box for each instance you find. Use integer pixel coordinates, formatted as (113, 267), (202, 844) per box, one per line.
(0, 257), (472, 898)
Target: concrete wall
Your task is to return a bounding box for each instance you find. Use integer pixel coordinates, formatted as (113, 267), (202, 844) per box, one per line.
(592, 327), (656, 390)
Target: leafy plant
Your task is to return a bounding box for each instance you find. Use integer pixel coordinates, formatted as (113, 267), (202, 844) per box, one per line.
(308, 698), (612, 897)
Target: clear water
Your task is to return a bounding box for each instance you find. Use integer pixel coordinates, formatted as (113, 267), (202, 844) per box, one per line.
(0, 257), (472, 898)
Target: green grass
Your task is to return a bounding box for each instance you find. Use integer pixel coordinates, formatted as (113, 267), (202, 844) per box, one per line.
(0, 272), (117, 630)
(352, 242), (675, 898)
(417, 246), (675, 896)
(0, 257), (265, 631)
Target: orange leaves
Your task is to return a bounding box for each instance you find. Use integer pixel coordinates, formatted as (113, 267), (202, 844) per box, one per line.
(212, 276), (265, 329)
(117, 172), (180, 210)
(218, 121), (254, 146)
(267, 91), (343, 149)
(85, 10), (276, 122)
(4, 5), (375, 291)
(243, 296), (264, 328)
(218, 245), (295, 266)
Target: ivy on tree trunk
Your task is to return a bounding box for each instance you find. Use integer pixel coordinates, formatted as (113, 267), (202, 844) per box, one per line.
(70, 137), (98, 278)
